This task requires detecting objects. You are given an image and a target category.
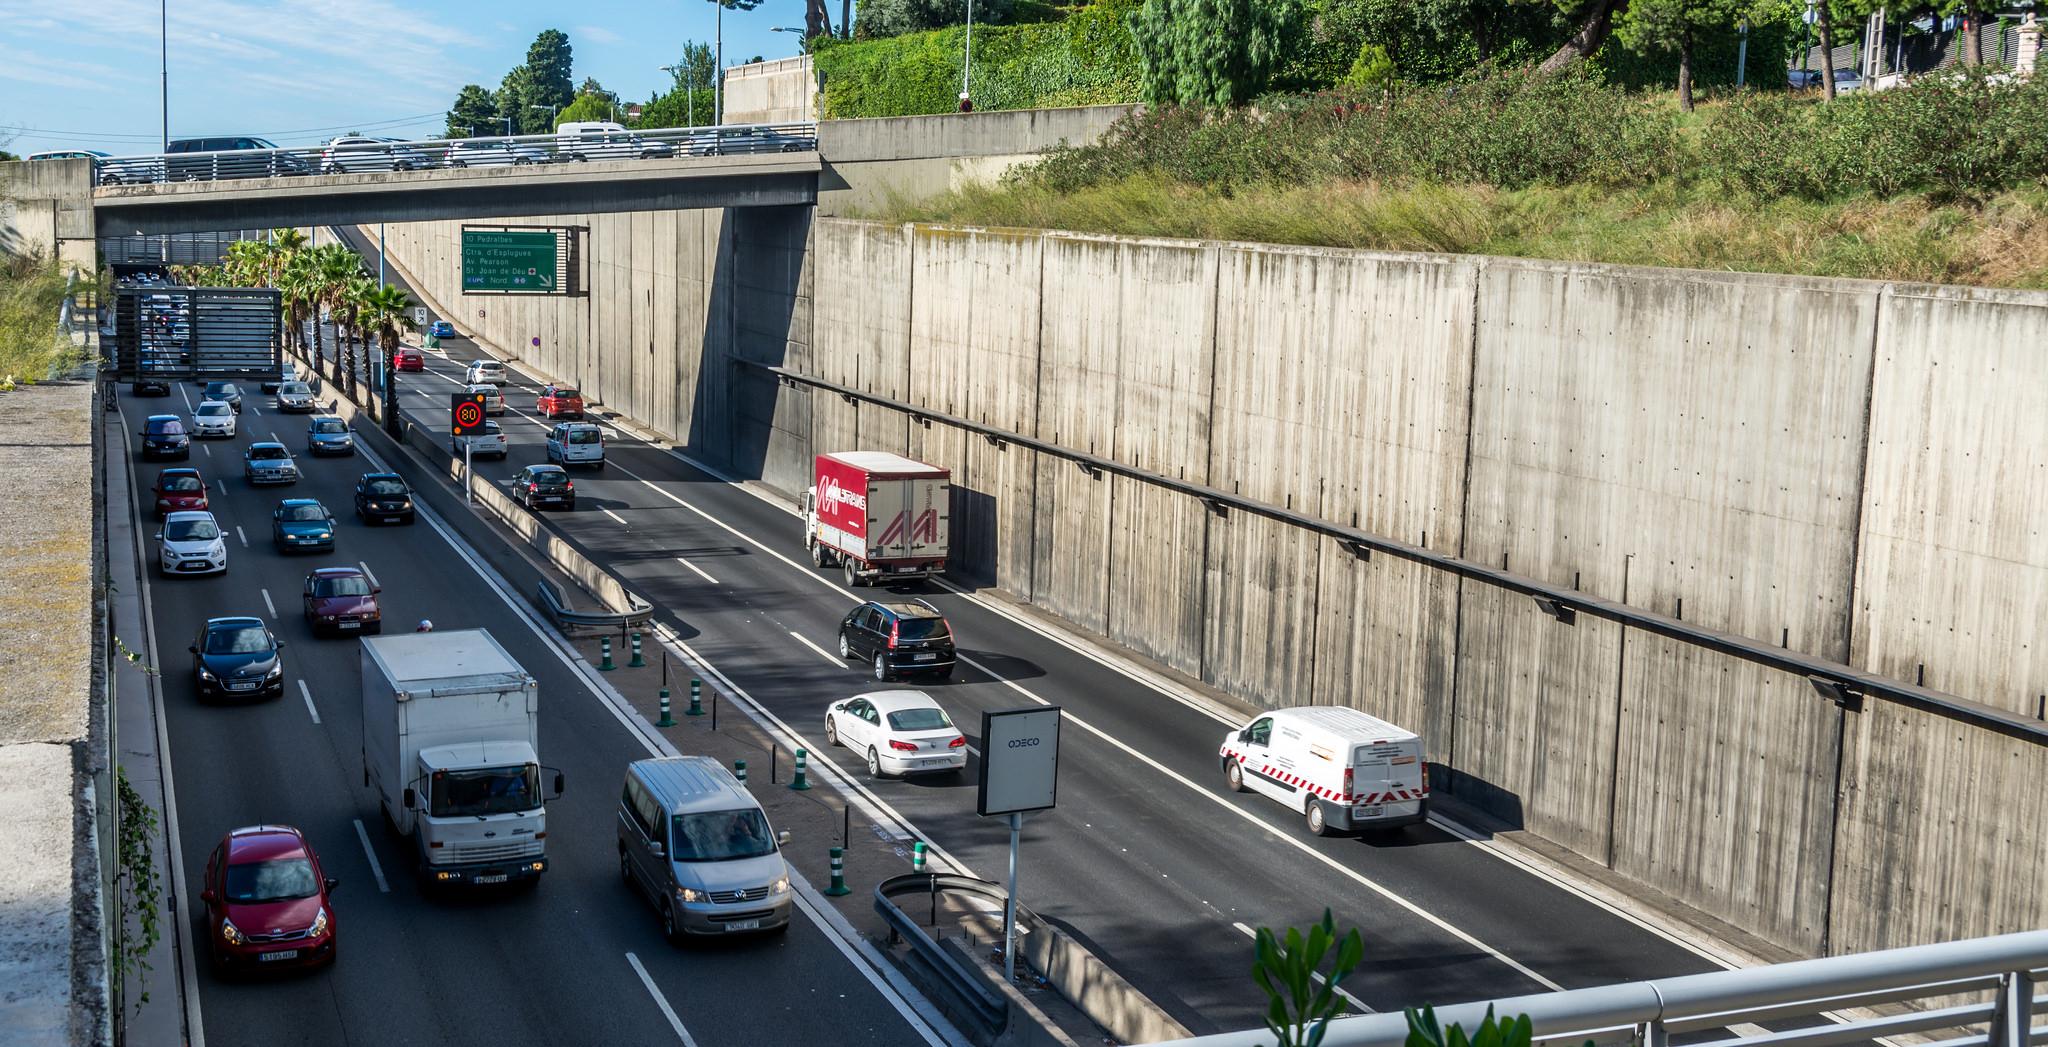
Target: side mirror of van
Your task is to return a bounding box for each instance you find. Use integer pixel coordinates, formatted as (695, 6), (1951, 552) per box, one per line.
(324, 877), (340, 893)
(1237, 728), (1252, 743)
(649, 841), (665, 858)
(776, 830), (791, 848)
(401, 787), (416, 810)
(552, 772), (566, 797)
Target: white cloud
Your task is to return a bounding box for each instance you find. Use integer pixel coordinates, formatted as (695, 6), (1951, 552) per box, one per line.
(0, 45), (142, 93)
(575, 25), (624, 45)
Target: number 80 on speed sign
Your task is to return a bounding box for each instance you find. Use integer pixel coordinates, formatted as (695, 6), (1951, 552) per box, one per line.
(451, 392), (487, 436)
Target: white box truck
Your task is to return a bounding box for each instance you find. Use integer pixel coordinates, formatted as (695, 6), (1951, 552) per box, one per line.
(803, 451), (950, 587)
(361, 629), (564, 888)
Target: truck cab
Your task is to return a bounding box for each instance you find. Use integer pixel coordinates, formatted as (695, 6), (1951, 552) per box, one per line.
(405, 740), (562, 887)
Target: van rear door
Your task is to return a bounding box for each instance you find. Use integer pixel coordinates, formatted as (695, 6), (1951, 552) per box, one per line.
(1350, 740), (1424, 815)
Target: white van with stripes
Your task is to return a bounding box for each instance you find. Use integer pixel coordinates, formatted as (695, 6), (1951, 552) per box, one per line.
(1219, 706), (1429, 836)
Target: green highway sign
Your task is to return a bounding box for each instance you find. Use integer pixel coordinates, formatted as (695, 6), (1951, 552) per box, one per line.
(461, 229), (559, 293)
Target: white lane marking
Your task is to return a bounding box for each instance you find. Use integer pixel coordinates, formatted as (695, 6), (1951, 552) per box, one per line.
(788, 631), (842, 667)
(626, 952), (703, 1047)
(612, 456), (1564, 991)
(602, 507), (629, 526)
(178, 384), (193, 411)
(247, 403), (261, 417)
(115, 417), (208, 1047)
(665, 446), (1760, 974)
(1232, 922), (1374, 1013)
(261, 588), (277, 619)
(216, 479), (226, 494)
(201, 443), (211, 458)
(351, 819), (391, 893)
(298, 680), (320, 724)
(234, 526), (247, 547)
(674, 557), (717, 585)
(348, 438), (955, 1046)
(270, 431), (282, 443)
(357, 561), (380, 589)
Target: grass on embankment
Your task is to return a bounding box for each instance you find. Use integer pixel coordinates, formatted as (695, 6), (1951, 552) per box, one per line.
(869, 174), (2048, 290)
(0, 253), (82, 389)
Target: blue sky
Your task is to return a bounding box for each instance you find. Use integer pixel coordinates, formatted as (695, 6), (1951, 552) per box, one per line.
(0, 0), (816, 157)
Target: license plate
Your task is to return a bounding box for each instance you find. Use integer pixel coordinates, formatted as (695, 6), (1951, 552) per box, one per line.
(474, 874), (507, 884)
(383, 516), (399, 523)
(228, 681), (256, 690)
(914, 653), (936, 662)
(724, 919), (761, 932)
(1356, 804), (1384, 818)
(338, 621), (359, 630)
(258, 950), (299, 962)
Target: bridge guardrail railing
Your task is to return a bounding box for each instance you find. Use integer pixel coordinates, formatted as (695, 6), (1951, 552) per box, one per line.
(90, 123), (818, 187)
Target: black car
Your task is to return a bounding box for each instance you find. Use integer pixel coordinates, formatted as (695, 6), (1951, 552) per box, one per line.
(837, 600), (955, 682)
(189, 616), (285, 701)
(354, 473), (415, 524)
(132, 375), (173, 396)
(139, 415), (190, 460)
(165, 136), (312, 181)
(509, 464), (574, 510)
(201, 380), (244, 413)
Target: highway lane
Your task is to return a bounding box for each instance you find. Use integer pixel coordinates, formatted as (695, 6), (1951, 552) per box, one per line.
(110, 383), (937, 1046)
(354, 326), (1735, 1034)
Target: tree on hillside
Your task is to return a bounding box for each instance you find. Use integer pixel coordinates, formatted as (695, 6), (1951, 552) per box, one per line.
(446, 84), (499, 138)
(856, 0), (1012, 37)
(1613, 0), (1753, 109)
(1129, 0), (1305, 105)
(556, 92), (617, 126)
(637, 43), (717, 128)
(525, 30), (576, 109)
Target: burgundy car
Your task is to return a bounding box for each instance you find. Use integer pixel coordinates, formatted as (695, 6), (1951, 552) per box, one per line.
(152, 468), (210, 519)
(303, 567), (382, 635)
(200, 825), (337, 972)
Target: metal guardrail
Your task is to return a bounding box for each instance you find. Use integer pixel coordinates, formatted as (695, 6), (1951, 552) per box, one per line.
(90, 123), (818, 187)
(747, 361), (2048, 745)
(875, 873), (1011, 1033)
(1152, 930), (2048, 1047)
(534, 578), (653, 632)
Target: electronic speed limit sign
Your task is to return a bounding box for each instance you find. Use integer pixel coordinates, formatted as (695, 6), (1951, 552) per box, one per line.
(451, 392), (486, 436)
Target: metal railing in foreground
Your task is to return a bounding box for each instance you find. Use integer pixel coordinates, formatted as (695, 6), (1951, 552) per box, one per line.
(89, 123), (818, 187)
(1152, 930), (2047, 1047)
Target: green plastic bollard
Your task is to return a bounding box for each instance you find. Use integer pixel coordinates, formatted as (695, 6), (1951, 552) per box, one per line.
(791, 748), (812, 791)
(628, 632), (645, 668)
(734, 759), (748, 784)
(598, 636), (614, 671)
(911, 841), (927, 873)
(685, 678), (704, 717)
(656, 687), (674, 728)
(824, 846), (851, 896)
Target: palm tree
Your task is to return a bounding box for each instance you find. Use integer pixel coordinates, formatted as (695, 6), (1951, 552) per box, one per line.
(366, 284), (417, 434)
(341, 273), (377, 397)
(311, 244), (358, 380)
(278, 252), (317, 359)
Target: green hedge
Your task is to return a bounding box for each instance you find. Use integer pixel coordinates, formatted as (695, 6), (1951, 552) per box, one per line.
(814, 0), (1143, 117)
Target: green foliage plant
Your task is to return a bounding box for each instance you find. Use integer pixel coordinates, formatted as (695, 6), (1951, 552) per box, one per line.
(1129, 0), (1305, 105)
(1253, 909), (1365, 1047)
(115, 768), (163, 1010)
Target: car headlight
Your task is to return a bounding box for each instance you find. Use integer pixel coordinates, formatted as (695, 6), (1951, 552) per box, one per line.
(308, 907), (328, 937)
(219, 918), (244, 945)
(770, 875), (790, 895)
(676, 886), (705, 903)
(197, 667), (216, 682)
(313, 532), (331, 540)
(265, 664), (283, 679)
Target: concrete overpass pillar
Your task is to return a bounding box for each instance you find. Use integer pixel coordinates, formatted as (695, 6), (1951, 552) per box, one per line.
(0, 158), (96, 273)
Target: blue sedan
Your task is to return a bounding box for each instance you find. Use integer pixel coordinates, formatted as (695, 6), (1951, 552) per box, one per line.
(428, 320), (456, 339)
(272, 499), (337, 553)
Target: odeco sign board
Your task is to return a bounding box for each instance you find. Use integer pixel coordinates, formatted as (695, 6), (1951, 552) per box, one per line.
(977, 707), (1061, 816)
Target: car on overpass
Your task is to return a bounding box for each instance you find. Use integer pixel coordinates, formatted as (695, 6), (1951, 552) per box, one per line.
(444, 138), (550, 168)
(691, 126), (812, 156)
(165, 136), (313, 181)
(555, 121), (675, 162)
(320, 135), (430, 174)
(27, 149), (109, 162)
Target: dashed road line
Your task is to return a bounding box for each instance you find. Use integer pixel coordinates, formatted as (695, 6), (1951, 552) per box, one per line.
(788, 631), (843, 667)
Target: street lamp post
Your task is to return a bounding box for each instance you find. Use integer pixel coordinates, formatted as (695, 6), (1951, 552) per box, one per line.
(662, 63), (696, 127)
(160, 0), (169, 151)
(961, 0), (975, 111)
(714, 0), (724, 126)
(529, 103), (561, 130)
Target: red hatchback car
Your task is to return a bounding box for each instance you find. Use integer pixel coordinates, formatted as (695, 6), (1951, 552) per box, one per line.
(393, 347), (425, 372)
(152, 468), (210, 519)
(536, 384), (584, 420)
(200, 825), (337, 972)
(303, 567), (382, 634)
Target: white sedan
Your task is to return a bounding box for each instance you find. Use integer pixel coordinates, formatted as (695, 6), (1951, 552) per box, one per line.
(190, 400), (237, 438)
(824, 690), (967, 778)
(467, 382), (505, 415)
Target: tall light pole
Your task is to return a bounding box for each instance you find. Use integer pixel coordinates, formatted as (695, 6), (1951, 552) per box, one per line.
(714, 0), (724, 126)
(960, 0), (975, 111)
(529, 103), (561, 129)
(160, 0), (168, 151)
(662, 63), (697, 127)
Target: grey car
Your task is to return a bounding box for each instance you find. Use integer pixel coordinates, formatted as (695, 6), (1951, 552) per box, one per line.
(243, 442), (300, 485)
(618, 756), (793, 939)
(276, 381), (318, 413)
(306, 416), (355, 456)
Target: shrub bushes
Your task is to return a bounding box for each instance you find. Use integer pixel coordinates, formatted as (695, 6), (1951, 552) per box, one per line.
(815, 0), (1142, 117)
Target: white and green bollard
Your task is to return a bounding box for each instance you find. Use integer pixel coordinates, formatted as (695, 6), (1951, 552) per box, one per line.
(656, 687), (674, 728)
(911, 841), (927, 873)
(791, 748), (812, 791)
(685, 678), (704, 717)
(824, 846), (851, 896)
(598, 636), (615, 671)
(628, 631), (645, 668)
(734, 759), (748, 784)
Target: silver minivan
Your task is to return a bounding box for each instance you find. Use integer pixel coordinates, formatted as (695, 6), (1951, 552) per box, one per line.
(618, 756), (793, 938)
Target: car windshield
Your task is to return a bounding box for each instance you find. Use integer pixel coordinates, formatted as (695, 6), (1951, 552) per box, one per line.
(429, 765), (539, 817)
(281, 504), (327, 522)
(566, 429), (598, 445)
(161, 475), (202, 492)
(281, 383), (310, 396)
(887, 708), (953, 732)
(897, 618), (950, 641)
(552, 388), (581, 399)
(250, 446), (288, 460)
(311, 419), (346, 434)
(223, 857), (317, 903)
(313, 575), (371, 598)
(205, 384), (232, 395)
(204, 624), (270, 654)
(529, 468), (566, 484)
(165, 518), (220, 541)
(197, 403), (230, 417)
(147, 419), (184, 435)
(366, 479), (406, 496)
(669, 808), (776, 862)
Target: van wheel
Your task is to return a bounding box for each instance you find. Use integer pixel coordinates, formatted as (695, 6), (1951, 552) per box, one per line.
(619, 848), (633, 886)
(1226, 760), (1248, 793)
(873, 653), (889, 682)
(1306, 799), (1333, 837)
(661, 899), (681, 942)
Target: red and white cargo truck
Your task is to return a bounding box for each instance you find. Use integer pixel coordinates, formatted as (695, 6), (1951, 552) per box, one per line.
(803, 452), (950, 587)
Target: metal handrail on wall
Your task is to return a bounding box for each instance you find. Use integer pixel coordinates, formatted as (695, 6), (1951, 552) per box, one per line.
(874, 873), (1012, 1033)
(747, 361), (2048, 746)
(90, 122), (819, 188)
(1151, 930), (2048, 1047)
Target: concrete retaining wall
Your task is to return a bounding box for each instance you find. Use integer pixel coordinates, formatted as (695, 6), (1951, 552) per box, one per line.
(723, 56), (819, 125)
(815, 106), (1134, 217)
(374, 213), (2048, 960)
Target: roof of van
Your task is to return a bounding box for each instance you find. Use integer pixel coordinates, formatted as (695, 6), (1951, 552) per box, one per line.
(1278, 706), (1418, 743)
(632, 756), (751, 814)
